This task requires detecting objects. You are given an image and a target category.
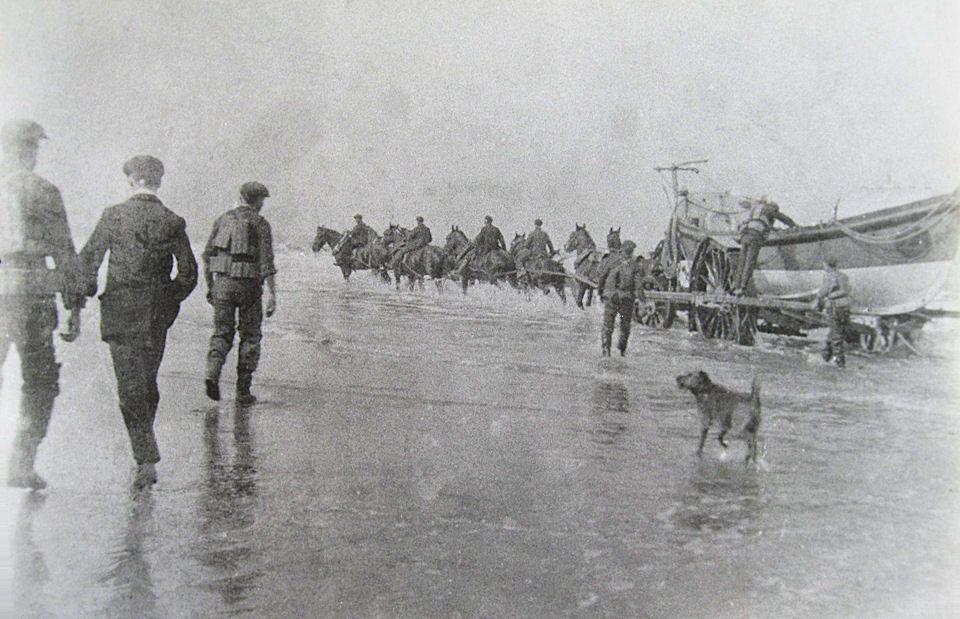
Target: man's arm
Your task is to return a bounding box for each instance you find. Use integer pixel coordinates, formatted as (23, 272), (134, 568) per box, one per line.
(170, 219), (198, 302)
(774, 211), (799, 228)
(260, 218), (278, 317)
(78, 211), (112, 297)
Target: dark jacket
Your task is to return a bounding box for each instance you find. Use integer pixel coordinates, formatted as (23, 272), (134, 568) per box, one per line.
(0, 160), (83, 307)
(475, 224), (506, 254)
(407, 223), (432, 250)
(80, 193), (197, 341)
(526, 227), (555, 256)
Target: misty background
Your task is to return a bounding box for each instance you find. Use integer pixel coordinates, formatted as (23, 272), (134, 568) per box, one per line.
(2, 0), (958, 252)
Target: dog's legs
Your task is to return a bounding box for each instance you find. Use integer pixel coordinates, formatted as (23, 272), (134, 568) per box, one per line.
(697, 427), (708, 456)
(745, 436), (757, 463)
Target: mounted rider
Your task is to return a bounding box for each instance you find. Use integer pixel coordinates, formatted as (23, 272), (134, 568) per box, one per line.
(390, 215), (432, 272)
(455, 215), (505, 274)
(526, 218), (556, 259)
(335, 213), (378, 265)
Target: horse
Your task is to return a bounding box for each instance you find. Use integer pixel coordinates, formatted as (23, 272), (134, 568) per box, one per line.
(312, 225), (343, 253)
(384, 225), (451, 292)
(607, 227), (622, 251)
(510, 233), (567, 303)
(313, 225), (391, 282)
(563, 224), (610, 308)
(443, 226), (517, 294)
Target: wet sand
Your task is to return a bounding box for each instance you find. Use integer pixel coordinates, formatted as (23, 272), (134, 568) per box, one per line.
(2, 249), (959, 618)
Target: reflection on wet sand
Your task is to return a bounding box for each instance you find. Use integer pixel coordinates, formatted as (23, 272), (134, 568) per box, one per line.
(670, 460), (764, 538)
(590, 380), (630, 447)
(196, 404), (262, 613)
(12, 493), (50, 617)
(101, 490), (158, 618)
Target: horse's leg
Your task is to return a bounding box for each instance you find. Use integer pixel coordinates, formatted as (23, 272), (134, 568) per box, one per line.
(574, 282), (585, 308)
(586, 287), (594, 307)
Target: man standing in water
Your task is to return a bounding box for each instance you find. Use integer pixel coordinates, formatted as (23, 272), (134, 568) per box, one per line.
(599, 240), (645, 357)
(202, 181), (277, 404)
(80, 155), (197, 488)
(0, 119), (84, 489)
(814, 256), (851, 368)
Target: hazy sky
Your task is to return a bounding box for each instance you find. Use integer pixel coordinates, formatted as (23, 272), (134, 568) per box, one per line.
(2, 0), (958, 250)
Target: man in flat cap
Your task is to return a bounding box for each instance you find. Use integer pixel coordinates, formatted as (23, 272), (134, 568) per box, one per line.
(598, 240), (645, 357)
(526, 218), (556, 259)
(0, 119), (84, 489)
(80, 155), (197, 489)
(733, 198), (798, 295)
(335, 213), (378, 266)
(390, 215), (432, 273)
(202, 181), (277, 404)
(474, 215), (506, 257)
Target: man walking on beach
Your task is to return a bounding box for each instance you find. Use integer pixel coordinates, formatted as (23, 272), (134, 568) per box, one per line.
(0, 119), (84, 489)
(599, 240), (645, 357)
(80, 155), (197, 488)
(202, 181), (277, 405)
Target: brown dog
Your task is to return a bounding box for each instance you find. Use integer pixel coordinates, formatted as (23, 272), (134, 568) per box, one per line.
(676, 371), (761, 463)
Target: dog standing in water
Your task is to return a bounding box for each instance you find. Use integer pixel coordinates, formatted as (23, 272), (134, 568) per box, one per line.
(676, 371), (761, 463)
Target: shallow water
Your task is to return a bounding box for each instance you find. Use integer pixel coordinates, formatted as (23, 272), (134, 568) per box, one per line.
(1, 249), (959, 617)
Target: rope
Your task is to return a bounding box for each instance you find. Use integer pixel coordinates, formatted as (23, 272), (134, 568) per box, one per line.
(835, 199), (958, 245)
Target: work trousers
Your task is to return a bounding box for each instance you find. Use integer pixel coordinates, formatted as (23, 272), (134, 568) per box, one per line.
(827, 305), (851, 352)
(0, 295), (60, 451)
(736, 229), (764, 291)
(601, 294), (635, 353)
(206, 278), (263, 380)
(108, 331), (168, 465)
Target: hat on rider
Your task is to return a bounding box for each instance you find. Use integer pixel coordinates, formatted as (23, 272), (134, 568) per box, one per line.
(416, 216), (424, 223)
(484, 215), (493, 223)
(621, 240), (637, 254)
(354, 214), (363, 221)
(534, 218), (543, 226)
(239, 181), (270, 203)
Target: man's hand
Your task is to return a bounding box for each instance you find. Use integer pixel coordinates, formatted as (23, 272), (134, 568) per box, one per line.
(265, 291), (276, 317)
(59, 308), (81, 342)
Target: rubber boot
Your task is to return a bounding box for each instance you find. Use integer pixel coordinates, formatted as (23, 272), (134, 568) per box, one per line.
(7, 436), (46, 490)
(133, 462), (157, 489)
(835, 349), (846, 369)
(821, 343), (833, 363)
(205, 357), (222, 401)
(236, 371), (256, 405)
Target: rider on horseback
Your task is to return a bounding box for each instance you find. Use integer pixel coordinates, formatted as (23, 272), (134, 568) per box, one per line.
(526, 218), (556, 259)
(454, 215), (505, 275)
(389, 216), (431, 273)
(334, 213), (378, 265)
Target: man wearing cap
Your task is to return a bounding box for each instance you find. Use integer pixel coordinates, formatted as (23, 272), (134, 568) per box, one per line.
(598, 240), (645, 356)
(734, 198), (798, 295)
(526, 218), (556, 259)
(202, 181), (277, 404)
(80, 155), (197, 489)
(474, 215), (506, 257)
(336, 214), (378, 266)
(389, 215), (432, 273)
(0, 119), (84, 489)
(813, 256), (852, 368)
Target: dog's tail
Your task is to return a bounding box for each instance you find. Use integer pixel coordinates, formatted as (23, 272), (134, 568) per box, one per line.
(751, 375), (761, 402)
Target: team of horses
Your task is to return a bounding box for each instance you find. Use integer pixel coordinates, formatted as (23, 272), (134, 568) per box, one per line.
(312, 223), (631, 305)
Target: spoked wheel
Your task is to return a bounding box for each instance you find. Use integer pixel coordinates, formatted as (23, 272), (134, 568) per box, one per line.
(635, 275), (676, 328)
(689, 241), (757, 346)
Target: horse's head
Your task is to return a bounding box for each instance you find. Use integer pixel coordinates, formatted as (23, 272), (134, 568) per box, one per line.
(383, 224), (406, 246)
(607, 227), (622, 251)
(510, 233), (527, 255)
(564, 224), (596, 254)
(312, 226), (341, 252)
(444, 225), (469, 254)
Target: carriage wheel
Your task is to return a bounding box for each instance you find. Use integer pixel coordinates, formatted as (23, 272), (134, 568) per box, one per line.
(689, 241), (757, 346)
(635, 275), (676, 329)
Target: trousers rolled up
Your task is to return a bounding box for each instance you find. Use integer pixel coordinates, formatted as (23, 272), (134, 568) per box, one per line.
(206, 277), (263, 382)
(601, 294), (634, 353)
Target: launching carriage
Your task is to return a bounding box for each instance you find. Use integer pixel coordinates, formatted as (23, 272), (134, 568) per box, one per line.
(638, 161), (960, 351)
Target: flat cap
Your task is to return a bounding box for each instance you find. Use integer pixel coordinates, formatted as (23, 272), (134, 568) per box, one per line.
(484, 215), (493, 223)
(123, 155), (164, 183)
(1, 119), (47, 149)
(240, 181), (270, 202)
(354, 214), (363, 220)
(416, 215), (424, 222)
(621, 240), (637, 253)
(534, 218), (543, 226)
